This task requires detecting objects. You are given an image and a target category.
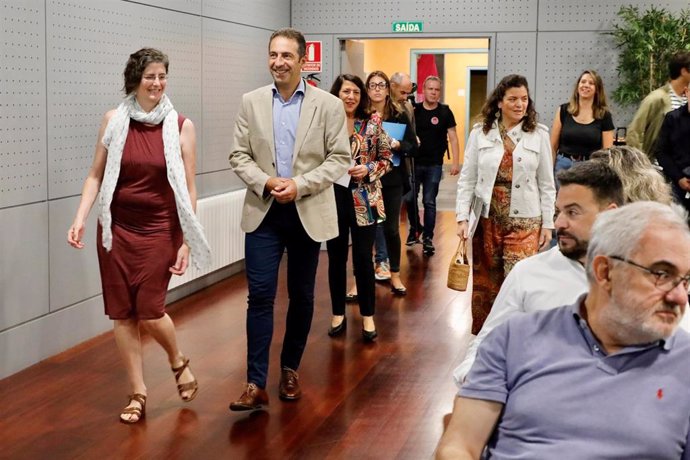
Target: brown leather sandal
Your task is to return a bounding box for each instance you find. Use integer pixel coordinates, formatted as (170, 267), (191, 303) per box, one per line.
(120, 393), (146, 424)
(172, 356), (199, 402)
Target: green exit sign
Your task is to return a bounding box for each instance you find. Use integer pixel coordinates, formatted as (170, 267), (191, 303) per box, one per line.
(392, 21), (423, 33)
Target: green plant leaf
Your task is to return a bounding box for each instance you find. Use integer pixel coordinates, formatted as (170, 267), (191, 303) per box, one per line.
(607, 5), (690, 106)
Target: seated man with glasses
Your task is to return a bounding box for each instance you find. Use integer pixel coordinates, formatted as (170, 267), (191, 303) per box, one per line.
(437, 201), (690, 459)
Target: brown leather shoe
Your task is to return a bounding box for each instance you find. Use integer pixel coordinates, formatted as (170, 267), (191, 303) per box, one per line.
(279, 368), (302, 401)
(229, 383), (269, 411)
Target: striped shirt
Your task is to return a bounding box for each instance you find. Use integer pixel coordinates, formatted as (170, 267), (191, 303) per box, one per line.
(669, 83), (688, 110)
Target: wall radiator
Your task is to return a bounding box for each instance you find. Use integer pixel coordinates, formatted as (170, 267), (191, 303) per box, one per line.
(168, 189), (246, 289)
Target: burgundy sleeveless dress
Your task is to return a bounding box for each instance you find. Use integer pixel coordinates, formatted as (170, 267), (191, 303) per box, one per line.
(97, 115), (185, 319)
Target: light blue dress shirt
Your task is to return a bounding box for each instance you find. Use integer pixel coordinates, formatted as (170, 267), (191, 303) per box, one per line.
(272, 79), (305, 178)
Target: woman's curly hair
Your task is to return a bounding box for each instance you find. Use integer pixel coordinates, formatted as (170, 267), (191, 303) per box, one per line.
(479, 74), (537, 134)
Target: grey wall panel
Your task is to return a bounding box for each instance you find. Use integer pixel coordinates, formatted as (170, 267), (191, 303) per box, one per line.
(47, 0), (208, 199)
(2, 0), (292, 379)
(124, 0), (201, 15)
(202, 0), (289, 30)
(0, 202), (49, 331)
(536, 31), (633, 128)
(46, 0), (137, 199)
(495, 32), (537, 104)
(137, 6), (204, 162)
(0, 0), (47, 209)
(292, 0), (402, 34)
(197, 169), (245, 198)
(303, 34), (334, 90)
(539, 0), (689, 32)
(202, 18), (273, 173)
(49, 197), (102, 311)
(0, 296), (110, 379)
(292, 0), (538, 34)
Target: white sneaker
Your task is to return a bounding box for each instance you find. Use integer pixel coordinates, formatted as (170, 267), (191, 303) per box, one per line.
(375, 261), (391, 281)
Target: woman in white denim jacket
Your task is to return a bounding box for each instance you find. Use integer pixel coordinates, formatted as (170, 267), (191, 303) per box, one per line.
(456, 74), (556, 334)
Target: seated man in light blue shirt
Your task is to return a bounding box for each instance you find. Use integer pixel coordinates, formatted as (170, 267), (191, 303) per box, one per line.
(436, 201), (690, 459)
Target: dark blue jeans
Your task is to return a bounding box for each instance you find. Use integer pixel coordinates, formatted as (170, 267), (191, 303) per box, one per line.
(554, 153), (575, 190)
(244, 202), (320, 389)
(374, 225), (388, 264)
(406, 164), (443, 240)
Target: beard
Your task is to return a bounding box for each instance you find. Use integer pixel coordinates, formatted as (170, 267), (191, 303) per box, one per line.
(557, 229), (588, 261)
(601, 286), (681, 346)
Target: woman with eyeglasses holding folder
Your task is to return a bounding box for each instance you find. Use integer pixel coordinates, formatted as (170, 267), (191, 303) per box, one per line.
(365, 70), (418, 297)
(327, 74), (392, 341)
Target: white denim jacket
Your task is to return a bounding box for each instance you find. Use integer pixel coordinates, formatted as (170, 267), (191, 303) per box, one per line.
(456, 121), (556, 228)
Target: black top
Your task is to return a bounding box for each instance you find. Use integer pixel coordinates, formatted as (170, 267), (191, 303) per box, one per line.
(380, 109), (418, 190)
(414, 102), (457, 166)
(557, 103), (614, 159)
(655, 104), (690, 183)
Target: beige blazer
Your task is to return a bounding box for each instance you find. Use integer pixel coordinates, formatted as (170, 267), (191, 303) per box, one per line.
(229, 83), (351, 242)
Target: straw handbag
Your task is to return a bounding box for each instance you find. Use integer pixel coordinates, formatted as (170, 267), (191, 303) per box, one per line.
(447, 239), (470, 291)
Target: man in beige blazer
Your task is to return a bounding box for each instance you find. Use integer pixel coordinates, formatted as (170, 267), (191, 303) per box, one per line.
(228, 28), (350, 411)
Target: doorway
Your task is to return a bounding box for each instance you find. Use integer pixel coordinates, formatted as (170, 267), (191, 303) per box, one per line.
(466, 67), (488, 139)
(339, 37), (490, 162)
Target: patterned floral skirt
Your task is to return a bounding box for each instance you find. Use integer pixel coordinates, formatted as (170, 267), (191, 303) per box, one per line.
(470, 184), (541, 335)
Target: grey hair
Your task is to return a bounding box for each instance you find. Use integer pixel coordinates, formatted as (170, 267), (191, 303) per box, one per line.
(423, 75), (442, 87)
(585, 201), (690, 281)
(390, 72), (407, 84)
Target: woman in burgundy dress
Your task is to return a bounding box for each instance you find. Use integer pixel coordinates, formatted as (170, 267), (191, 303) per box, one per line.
(67, 48), (211, 423)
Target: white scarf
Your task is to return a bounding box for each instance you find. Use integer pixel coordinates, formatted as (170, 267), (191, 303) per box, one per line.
(99, 94), (211, 270)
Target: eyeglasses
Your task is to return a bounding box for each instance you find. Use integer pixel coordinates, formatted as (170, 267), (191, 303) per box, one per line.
(368, 82), (388, 90)
(609, 255), (690, 294)
(142, 74), (167, 82)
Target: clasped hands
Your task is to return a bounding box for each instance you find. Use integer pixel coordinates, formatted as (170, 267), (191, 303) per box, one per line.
(266, 177), (298, 203)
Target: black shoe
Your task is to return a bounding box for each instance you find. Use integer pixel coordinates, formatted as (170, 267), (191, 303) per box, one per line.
(328, 317), (347, 337)
(405, 232), (419, 246)
(362, 328), (378, 342)
(422, 237), (435, 255)
(391, 286), (407, 296)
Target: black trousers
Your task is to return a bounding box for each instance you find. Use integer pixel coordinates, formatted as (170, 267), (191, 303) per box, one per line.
(381, 183), (404, 272)
(327, 185), (377, 317)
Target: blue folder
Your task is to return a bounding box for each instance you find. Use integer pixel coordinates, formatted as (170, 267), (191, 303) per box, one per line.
(382, 121), (406, 141)
(382, 121), (406, 166)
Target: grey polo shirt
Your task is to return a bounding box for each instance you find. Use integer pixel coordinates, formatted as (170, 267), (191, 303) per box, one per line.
(461, 294), (690, 459)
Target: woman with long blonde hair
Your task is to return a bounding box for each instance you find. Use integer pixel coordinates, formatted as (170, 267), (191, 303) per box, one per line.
(551, 70), (614, 175)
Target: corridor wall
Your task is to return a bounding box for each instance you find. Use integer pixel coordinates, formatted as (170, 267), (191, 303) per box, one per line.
(0, 0), (288, 379)
(292, 0), (689, 129)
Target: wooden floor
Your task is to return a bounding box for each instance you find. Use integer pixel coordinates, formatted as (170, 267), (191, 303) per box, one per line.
(0, 211), (472, 460)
